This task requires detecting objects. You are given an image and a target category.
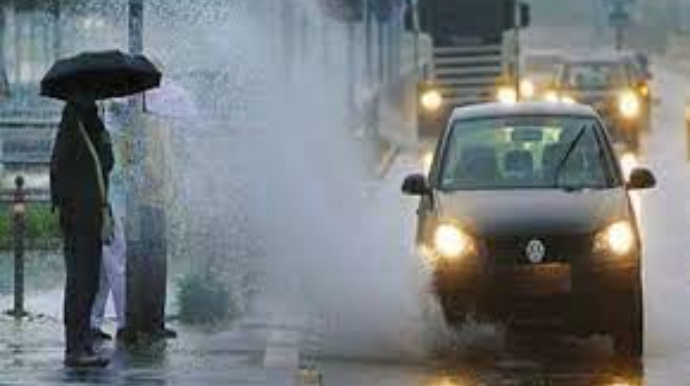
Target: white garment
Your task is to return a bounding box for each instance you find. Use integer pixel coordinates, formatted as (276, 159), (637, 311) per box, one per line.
(91, 216), (127, 329)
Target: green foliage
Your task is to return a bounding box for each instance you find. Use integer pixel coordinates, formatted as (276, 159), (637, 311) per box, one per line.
(0, 203), (61, 250)
(177, 273), (232, 325)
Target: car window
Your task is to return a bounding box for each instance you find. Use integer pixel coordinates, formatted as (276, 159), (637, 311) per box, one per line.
(562, 63), (629, 89)
(438, 116), (613, 191)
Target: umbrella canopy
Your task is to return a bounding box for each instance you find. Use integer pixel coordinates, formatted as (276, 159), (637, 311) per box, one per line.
(41, 50), (162, 101)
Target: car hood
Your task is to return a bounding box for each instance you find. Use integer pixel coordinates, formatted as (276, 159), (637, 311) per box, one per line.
(436, 188), (632, 236)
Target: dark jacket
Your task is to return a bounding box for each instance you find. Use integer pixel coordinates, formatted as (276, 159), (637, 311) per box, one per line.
(50, 103), (114, 218)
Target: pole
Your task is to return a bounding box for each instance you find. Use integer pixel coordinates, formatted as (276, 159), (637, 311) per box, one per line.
(127, 0), (173, 343)
(365, 0), (374, 84)
(514, 3), (521, 101)
(50, 0), (61, 59)
(12, 176), (25, 319)
(347, 21), (356, 118)
(126, 0), (148, 342)
(615, 24), (624, 51)
(129, 0), (143, 55)
(411, 0), (420, 75)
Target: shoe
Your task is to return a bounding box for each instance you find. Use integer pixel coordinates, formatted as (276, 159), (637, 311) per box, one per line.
(161, 327), (177, 339)
(64, 352), (110, 368)
(91, 329), (113, 341)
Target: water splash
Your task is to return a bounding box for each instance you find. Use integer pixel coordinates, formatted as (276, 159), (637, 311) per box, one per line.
(140, 0), (431, 360)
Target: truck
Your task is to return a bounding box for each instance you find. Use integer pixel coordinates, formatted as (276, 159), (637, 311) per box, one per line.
(406, 0), (530, 138)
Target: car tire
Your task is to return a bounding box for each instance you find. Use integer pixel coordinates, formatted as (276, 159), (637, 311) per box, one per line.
(612, 288), (644, 359)
(435, 289), (470, 328)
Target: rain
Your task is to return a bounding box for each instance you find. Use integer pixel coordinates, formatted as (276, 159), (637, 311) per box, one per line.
(0, 0), (689, 385)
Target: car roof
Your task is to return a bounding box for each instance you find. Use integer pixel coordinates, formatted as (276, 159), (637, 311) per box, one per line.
(450, 102), (598, 121)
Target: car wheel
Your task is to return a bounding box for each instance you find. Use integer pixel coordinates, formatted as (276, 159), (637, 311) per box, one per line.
(435, 289), (470, 328)
(612, 289), (644, 359)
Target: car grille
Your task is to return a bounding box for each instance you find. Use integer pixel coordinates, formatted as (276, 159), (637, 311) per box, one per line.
(483, 235), (592, 265)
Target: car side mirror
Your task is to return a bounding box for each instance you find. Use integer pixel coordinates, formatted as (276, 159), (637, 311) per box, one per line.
(402, 174), (430, 196)
(627, 167), (656, 190)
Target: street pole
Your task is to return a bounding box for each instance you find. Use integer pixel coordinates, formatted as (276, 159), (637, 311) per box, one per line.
(365, 0), (374, 85)
(50, 0), (61, 59)
(127, 0), (172, 344)
(513, 3), (521, 101)
(615, 23), (626, 51)
(347, 20), (356, 118)
(10, 176), (26, 319)
(129, 0), (143, 55)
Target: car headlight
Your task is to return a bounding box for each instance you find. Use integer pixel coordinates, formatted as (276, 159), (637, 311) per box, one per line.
(496, 86), (518, 104)
(420, 89), (443, 111)
(543, 90), (560, 103)
(595, 221), (637, 256)
(561, 95), (577, 105)
(433, 223), (472, 260)
(618, 90), (641, 119)
(520, 79), (535, 99)
(639, 83), (650, 97)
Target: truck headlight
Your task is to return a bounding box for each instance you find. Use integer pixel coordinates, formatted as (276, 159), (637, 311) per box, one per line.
(619, 90), (641, 119)
(520, 79), (535, 99)
(595, 221), (637, 256)
(496, 86), (518, 104)
(420, 90), (443, 111)
(561, 95), (577, 105)
(433, 223), (472, 260)
(544, 90), (560, 103)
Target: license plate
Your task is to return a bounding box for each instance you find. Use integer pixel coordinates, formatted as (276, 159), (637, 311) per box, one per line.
(511, 264), (572, 295)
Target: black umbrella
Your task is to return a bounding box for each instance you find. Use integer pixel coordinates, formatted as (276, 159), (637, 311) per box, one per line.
(41, 50), (162, 101)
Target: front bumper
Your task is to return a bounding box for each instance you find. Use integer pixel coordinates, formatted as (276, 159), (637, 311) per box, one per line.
(432, 256), (641, 331)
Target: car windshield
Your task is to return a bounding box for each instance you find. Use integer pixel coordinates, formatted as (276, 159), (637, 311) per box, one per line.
(563, 63), (629, 89)
(438, 116), (613, 191)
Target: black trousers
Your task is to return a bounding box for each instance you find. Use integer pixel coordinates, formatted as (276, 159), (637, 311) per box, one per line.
(61, 218), (102, 355)
(127, 205), (167, 335)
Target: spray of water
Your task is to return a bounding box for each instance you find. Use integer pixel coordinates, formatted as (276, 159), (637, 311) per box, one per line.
(138, 0), (437, 360)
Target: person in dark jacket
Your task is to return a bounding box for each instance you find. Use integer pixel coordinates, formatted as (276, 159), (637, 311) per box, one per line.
(50, 99), (114, 368)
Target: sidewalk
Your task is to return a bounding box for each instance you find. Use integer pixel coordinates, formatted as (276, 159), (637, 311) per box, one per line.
(0, 286), (321, 385)
(0, 312), (272, 385)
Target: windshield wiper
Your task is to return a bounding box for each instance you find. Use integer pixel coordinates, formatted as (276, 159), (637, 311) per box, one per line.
(553, 125), (588, 189)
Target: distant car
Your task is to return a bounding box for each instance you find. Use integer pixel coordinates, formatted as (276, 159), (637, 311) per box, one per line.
(519, 52), (564, 100)
(554, 54), (652, 152)
(402, 102), (656, 358)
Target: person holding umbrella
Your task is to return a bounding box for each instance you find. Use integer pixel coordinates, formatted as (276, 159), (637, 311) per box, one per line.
(44, 50), (161, 368)
(51, 97), (114, 367)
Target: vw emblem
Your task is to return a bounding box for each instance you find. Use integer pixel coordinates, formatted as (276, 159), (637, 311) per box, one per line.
(525, 239), (546, 264)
